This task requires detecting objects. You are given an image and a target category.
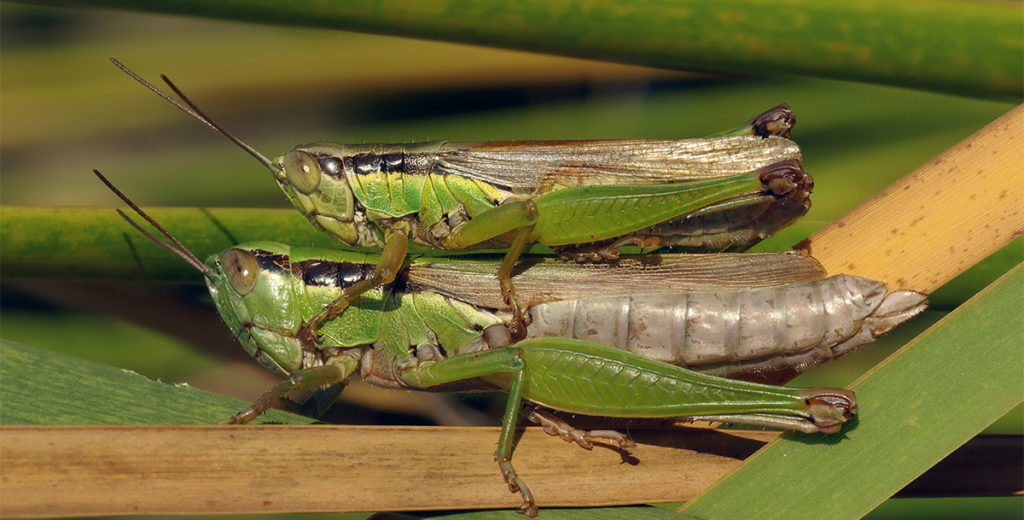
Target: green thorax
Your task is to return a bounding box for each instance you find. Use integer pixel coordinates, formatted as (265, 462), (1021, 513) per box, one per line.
(209, 243), (504, 375)
(333, 142), (507, 231)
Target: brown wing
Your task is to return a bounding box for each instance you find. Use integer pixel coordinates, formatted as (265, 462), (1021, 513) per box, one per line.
(434, 136), (801, 192)
(406, 252), (826, 310)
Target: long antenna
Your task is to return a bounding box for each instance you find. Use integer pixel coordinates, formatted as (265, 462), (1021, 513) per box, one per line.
(93, 169), (213, 276)
(109, 57), (278, 174)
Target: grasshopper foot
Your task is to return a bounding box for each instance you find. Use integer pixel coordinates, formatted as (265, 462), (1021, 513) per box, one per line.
(219, 395), (291, 424)
(502, 289), (529, 342)
(527, 407), (635, 453)
(498, 458), (537, 517)
(218, 407), (259, 425)
(555, 236), (660, 263)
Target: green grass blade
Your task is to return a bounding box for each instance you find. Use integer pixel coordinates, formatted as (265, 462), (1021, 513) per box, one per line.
(679, 263), (1024, 520)
(0, 206), (337, 282)
(414, 506), (686, 519)
(29, 0), (1022, 98)
(0, 206), (487, 282)
(0, 339), (312, 425)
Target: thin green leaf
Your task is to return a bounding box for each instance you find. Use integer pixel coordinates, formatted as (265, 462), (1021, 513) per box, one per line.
(0, 207), (542, 283)
(679, 263), (1024, 520)
(0, 206), (337, 282)
(27, 0), (1023, 98)
(0, 339), (312, 425)
(4, 208), (1019, 312)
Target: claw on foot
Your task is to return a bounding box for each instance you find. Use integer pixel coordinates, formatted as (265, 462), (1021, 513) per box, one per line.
(498, 458), (537, 517)
(503, 296), (529, 341)
(521, 502), (538, 517)
(508, 319), (528, 342)
(218, 409), (255, 425)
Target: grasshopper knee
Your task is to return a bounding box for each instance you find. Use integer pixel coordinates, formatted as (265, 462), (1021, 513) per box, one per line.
(519, 199), (539, 221)
(759, 159), (810, 197)
(375, 263), (402, 284)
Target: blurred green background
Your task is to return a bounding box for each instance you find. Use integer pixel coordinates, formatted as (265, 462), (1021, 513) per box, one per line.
(0, 2), (1020, 518)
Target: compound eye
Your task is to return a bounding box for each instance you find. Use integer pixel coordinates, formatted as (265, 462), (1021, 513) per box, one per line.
(282, 150), (322, 195)
(221, 248), (259, 295)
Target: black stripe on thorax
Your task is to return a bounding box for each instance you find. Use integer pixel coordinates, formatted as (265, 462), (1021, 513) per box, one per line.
(316, 149), (441, 179)
(251, 250), (377, 290)
(252, 250), (291, 274)
(340, 152), (405, 176)
(294, 259), (377, 289)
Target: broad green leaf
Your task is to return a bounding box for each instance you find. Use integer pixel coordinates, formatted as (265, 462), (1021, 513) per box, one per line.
(679, 263), (1024, 520)
(0, 309), (219, 380)
(0, 339), (312, 425)
(866, 497), (1024, 520)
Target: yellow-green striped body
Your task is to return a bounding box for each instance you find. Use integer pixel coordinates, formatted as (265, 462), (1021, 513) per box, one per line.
(271, 136), (808, 252)
(203, 242), (505, 377)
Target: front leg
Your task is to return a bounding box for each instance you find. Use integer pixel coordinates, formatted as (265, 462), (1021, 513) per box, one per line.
(220, 357), (358, 424)
(297, 232), (408, 345)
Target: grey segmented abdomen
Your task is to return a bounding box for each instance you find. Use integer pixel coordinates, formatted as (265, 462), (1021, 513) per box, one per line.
(524, 274), (926, 378)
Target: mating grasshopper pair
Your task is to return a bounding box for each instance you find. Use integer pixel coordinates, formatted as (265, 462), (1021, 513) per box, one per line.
(101, 61), (925, 515)
(112, 58), (811, 340)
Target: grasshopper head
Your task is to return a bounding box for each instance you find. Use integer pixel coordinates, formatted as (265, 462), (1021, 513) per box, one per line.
(204, 243), (306, 376)
(94, 169), (307, 378)
(107, 60), (363, 247)
(273, 144), (362, 245)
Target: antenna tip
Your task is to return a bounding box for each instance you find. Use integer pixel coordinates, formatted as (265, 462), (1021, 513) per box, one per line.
(92, 168), (113, 187)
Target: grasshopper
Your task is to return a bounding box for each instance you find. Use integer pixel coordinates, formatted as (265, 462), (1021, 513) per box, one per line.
(111, 58), (813, 343)
(97, 170), (852, 516)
